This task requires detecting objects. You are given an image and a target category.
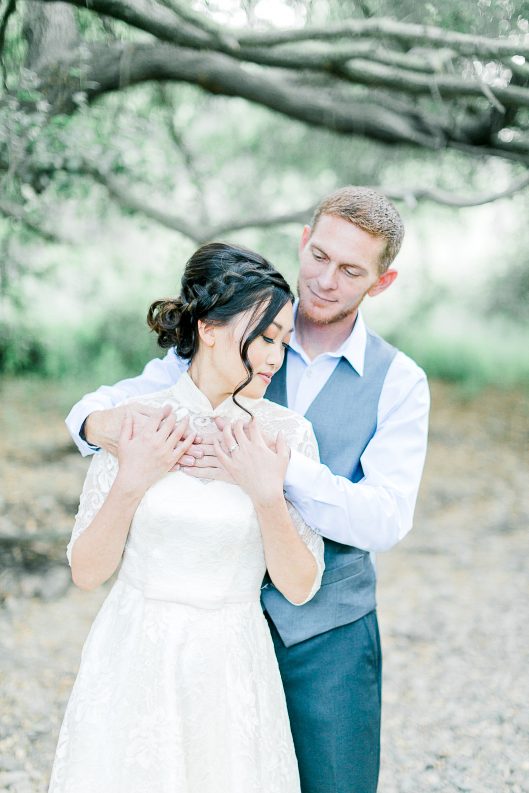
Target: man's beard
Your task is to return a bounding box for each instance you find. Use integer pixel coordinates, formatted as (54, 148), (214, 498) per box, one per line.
(297, 279), (364, 326)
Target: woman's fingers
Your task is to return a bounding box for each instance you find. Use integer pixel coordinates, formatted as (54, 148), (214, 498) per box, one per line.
(222, 422), (237, 453)
(144, 405), (172, 434)
(174, 415), (190, 440)
(232, 419), (249, 447)
(251, 419), (265, 444)
(159, 411), (177, 440)
(174, 432), (196, 460)
(161, 415), (189, 447)
(213, 436), (231, 466)
(275, 430), (290, 461)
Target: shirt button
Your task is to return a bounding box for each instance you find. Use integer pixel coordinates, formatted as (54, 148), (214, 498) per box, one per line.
(305, 369), (312, 378)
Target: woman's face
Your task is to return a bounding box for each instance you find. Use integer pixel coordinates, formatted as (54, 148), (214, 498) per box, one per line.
(204, 300), (294, 400)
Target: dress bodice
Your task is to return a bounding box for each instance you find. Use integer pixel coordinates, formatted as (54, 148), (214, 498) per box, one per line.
(68, 374), (324, 607)
(119, 470), (266, 607)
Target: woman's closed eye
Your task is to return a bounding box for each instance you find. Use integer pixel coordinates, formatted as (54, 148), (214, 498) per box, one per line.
(262, 335), (289, 350)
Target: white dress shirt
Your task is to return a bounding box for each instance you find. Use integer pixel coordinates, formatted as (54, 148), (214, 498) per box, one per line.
(66, 311), (429, 554)
(283, 310), (429, 552)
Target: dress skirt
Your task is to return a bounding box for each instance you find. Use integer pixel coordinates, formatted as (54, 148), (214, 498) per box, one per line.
(48, 580), (301, 793)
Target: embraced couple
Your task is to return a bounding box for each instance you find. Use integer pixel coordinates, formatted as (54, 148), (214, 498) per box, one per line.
(48, 187), (429, 793)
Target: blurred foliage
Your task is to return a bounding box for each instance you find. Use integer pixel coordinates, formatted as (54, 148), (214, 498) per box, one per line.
(484, 259), (529, 325)
(0, 309), (161, 382)
(1, 0), (529, 392)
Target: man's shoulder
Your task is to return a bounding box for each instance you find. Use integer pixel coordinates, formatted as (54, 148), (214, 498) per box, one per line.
(391, 349), (428, 384)
(365, 326), (427, 384)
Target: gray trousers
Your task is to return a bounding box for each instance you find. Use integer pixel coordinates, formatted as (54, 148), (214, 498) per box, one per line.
(266, 610), (382, 793)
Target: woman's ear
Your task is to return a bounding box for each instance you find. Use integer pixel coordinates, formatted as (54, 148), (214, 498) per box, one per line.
(197, 319), (216, 348)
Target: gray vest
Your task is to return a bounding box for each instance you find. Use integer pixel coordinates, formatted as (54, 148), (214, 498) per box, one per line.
(261, 328), (397, 647)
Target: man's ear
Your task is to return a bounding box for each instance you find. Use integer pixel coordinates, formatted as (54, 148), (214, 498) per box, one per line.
(299, 224), (311, 253)
(367, 268), (398, 297)
(197, 319), (216, 347)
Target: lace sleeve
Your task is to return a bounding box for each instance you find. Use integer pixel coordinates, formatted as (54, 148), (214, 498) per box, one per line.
(260, 411), (325, 606)
(285, 498), (324, 604)
(66, 450), (118, 565)
(285, 419), (324, 604)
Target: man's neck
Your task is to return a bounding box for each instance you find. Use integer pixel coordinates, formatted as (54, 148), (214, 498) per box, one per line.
(295, 310), (358, 361)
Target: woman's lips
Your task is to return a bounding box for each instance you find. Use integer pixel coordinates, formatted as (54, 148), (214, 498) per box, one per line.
(258, 373), (272, 384)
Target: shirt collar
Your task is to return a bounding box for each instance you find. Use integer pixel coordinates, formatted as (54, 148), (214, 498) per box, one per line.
(289, 300), (366, 376)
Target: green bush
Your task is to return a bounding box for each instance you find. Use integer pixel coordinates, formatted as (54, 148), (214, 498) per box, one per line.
(2, 309), (528, 394)
(390, 317), (529, 393)
(0, 310), (162, 385)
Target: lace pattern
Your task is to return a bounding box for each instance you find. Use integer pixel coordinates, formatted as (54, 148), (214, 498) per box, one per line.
(67, 374), (324, 594)
(51, 375), (324, 793)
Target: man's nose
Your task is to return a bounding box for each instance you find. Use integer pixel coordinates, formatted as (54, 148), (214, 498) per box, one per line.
(317, 264), (338, 291)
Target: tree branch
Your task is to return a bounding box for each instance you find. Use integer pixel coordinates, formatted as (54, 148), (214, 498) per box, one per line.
(38, 42), (447, 149)
(338, 58), (529, 110)
(0, 0), (16, 86)
(234, 17), (529, 59)
(31, 2), (529, 60)
(66, 162), (529, 242)
(34, 0), (213, 49)
(0, 198), (62, 241)
(0, 0), (16, 56)
(18, 3), (529, 164)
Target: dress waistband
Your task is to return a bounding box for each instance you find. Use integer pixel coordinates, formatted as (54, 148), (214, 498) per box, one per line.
(117, 571), (260, 610)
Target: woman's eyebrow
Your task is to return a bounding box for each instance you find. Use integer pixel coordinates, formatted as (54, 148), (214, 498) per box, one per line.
(271, 321), (294, 333)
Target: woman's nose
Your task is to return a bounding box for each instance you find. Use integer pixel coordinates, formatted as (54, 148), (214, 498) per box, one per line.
(266, 345), (283, 367)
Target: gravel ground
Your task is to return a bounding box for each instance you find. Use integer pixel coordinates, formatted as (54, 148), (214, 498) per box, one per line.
(1, 379), (528, 793)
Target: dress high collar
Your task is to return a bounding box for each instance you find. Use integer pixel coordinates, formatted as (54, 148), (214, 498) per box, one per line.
(169, 372), (262, 419)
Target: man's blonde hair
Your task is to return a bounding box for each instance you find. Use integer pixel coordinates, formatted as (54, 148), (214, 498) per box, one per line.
(311, 186), (405, 273)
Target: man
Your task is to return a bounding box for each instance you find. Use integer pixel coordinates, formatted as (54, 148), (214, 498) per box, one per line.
(66, 186), (429, 793)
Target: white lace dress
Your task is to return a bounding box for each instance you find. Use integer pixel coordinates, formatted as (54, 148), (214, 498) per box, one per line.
(48, 373), (324, 793)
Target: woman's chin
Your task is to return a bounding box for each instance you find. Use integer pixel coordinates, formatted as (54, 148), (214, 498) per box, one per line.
(240, 378), (268, 399)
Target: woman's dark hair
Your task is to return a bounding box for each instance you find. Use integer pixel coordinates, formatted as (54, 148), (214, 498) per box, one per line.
(147, 243), (294, 411)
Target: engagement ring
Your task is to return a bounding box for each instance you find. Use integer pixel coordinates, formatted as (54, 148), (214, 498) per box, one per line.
(227, 443), (239, 453)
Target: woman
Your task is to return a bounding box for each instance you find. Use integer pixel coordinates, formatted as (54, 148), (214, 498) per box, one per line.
(48, 243), (324, 793)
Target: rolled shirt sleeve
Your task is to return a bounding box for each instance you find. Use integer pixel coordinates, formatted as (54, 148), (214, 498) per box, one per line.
(65, 350), (188, 456)
(283, 352), (430, 552)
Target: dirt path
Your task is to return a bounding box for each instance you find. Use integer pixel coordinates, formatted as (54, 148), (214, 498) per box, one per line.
(1, 379), (528, 792)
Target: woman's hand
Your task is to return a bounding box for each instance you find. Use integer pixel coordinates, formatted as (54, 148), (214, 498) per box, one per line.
(116, 405), (195, 497)
(213, 419), (290, 506)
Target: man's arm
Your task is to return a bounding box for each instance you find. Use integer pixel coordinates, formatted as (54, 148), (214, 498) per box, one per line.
(65, 350), (188, 456)
(283, 353), (430, 553)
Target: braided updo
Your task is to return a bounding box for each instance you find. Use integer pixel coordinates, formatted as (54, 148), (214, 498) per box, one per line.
(147, 242), (294, 407)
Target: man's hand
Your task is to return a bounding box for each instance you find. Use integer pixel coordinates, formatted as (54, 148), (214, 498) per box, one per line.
(178, 416), (239, 483)
(84, 403), (199, 457)
(179, 416), (279, 484)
